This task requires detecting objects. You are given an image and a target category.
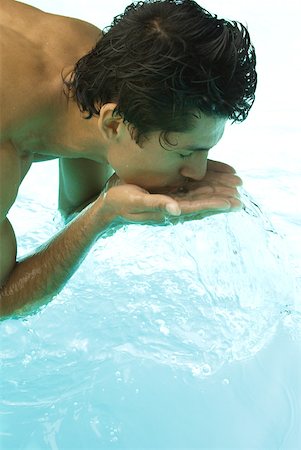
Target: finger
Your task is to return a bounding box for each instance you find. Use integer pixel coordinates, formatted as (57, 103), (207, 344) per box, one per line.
(137, 193), (181, 216)
(180, 209), (228, 221)
(227, 197), (243, 210)
(167, 209), (221, 224)
(207, 159), (237, 174)
(173, 185), (240, 200)
(181, 173), (243, 192)
(180, 174), (242, 193)
(205, 172), (243, 187)
(179, 197), (243, 217)
(127, 211), (169, 224)
(178, 197), (232, 214)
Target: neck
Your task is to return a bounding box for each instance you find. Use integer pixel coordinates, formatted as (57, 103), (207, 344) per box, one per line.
(10, 78), (109, 163)
(55, 99), (108, 163)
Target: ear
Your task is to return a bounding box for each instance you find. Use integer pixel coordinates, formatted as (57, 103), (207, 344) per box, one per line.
(97, 103), (124, 142)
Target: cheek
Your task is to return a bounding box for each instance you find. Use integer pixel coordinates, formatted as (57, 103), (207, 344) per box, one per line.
(107, 142), (179, 183)
(108, 152), (144, 183)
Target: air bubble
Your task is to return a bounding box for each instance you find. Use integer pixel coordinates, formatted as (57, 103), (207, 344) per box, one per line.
(202, 364), (212, 375)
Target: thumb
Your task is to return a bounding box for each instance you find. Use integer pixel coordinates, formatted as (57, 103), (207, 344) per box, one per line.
(143, 194), (181, 216)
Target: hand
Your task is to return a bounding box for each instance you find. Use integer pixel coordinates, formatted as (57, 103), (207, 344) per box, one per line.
(99, 180), (182, 225)
(166, 159), (243, 221)
(99, 160), (242, 225)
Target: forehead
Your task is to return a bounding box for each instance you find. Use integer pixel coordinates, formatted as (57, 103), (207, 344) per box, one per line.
(168, 114), (227, 149)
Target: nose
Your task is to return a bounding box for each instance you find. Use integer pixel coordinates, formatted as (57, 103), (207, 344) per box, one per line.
(179, 152), (208, 181)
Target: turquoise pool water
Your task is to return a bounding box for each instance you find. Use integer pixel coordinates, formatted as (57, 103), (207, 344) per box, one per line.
(2, 175), (300, 448)
(2, 1), (301, 449)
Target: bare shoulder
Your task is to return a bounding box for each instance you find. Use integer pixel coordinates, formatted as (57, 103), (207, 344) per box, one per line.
(0, 0), (101, 50)
(0, 1), (101, 137)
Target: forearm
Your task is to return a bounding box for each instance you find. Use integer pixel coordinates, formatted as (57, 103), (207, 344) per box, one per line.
(0, 197), (113, 318)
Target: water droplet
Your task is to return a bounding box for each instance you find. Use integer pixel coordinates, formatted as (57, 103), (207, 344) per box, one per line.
(202, 364), (211, 375)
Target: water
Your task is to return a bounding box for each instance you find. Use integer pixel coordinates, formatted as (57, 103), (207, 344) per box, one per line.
(1, 168), (300, 449)
(2, 1), (301, 449)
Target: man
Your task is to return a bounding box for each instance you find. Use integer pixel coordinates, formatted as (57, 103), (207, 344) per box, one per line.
(0, 0), (257, 317)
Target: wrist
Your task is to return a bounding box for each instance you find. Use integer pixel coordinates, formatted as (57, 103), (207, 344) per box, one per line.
(91, 193), (123, 228)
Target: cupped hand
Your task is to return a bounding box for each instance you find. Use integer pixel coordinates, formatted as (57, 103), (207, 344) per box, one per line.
(100, 160), (243, 225)
(166, 159), (243, 220)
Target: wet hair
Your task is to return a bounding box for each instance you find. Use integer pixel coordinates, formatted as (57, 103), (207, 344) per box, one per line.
(64, 0), (257, 146)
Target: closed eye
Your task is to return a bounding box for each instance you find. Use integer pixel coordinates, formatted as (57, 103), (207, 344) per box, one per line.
(179, 153), (193, 159)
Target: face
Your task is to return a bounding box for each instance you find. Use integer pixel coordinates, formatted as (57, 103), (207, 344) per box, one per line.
(103, 111), (226, 192)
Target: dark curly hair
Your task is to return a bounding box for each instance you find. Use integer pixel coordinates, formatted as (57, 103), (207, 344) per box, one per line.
(64, 0), (257, 146)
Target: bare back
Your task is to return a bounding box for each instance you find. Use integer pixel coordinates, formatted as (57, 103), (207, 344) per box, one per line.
(0, 0), (101, 286)
(0, 0), (101, 142)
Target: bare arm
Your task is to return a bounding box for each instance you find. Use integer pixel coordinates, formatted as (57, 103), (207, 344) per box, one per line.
(0, 140), (20, 289)
(58, 158), (114, 217)
(0, 151), (114, 317)
(0, 182), (179, 319)
(1, 146), (241, 318)
(0, 148), (174, 318)
(0, 196), (113, 318)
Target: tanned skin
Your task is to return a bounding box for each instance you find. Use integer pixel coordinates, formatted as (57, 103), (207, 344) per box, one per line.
(0, 0), (242, 318)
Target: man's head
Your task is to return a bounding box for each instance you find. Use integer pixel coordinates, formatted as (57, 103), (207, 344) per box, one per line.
(64, 0), (257, 189)
(95, 103), (226, 191)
